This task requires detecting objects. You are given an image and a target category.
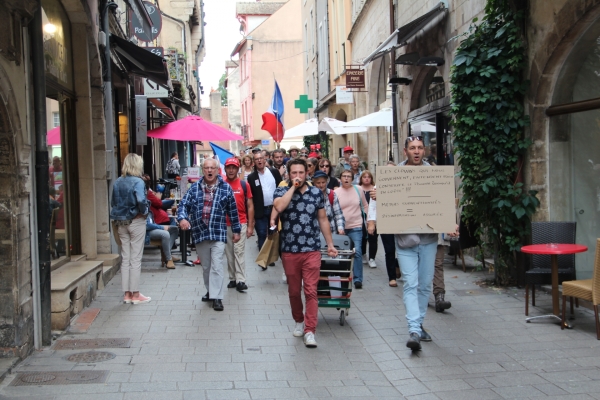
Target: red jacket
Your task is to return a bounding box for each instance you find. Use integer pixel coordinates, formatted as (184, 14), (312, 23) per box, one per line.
(147, 190), (170, 224)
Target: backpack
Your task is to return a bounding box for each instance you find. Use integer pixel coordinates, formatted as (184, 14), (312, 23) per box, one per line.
(166, 158), (177, 174)
(241, 180), (248, 200)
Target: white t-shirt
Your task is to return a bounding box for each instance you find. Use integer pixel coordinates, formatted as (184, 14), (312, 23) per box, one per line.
(258, 168), (276, 206)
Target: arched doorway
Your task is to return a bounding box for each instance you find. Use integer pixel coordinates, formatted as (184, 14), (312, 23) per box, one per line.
(548, 14), (600, 279)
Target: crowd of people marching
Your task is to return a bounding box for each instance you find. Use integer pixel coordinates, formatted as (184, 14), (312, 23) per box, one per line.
(110, 137), (458, 351)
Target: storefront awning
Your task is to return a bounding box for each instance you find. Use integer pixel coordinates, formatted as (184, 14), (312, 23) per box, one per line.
(110, 35), (171, 89)
(164, 97), (193, 113)
(361, 2), (447, 66)
(149, 99), (175, 120)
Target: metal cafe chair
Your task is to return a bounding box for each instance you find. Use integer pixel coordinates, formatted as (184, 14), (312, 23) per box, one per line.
(525, 222), (577, 316)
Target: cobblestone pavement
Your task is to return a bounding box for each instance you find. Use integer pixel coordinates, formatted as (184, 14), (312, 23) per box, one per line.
(2, 238), (600, 400)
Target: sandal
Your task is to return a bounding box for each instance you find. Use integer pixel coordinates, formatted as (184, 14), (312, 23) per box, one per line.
(389, 280), (398, 287)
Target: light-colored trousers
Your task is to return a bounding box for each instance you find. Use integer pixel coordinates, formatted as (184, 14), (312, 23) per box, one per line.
(118, 218), (146, 292)
(226, 224), (247, 283)
(196, 240), (226, 300)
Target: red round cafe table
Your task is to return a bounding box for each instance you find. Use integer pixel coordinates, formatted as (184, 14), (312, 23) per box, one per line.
(521, 244), (588, 324)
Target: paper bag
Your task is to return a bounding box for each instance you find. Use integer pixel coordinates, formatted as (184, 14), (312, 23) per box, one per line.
(255, 231), (280, 268)
(111, 220), (122, 247)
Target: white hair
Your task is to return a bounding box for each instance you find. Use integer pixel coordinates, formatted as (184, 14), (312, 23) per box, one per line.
(349, 154), (360, 162)
(202, 158), (219, 168)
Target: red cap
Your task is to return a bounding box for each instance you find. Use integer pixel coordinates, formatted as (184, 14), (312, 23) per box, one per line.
(343, 146), (354, 153)
(224, 157), (240, 167)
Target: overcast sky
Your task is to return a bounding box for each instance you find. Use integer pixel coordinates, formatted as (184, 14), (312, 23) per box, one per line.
(198, 0), (242, 106)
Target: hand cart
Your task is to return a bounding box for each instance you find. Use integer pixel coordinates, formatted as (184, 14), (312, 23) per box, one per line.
(318, 234), (355, 326)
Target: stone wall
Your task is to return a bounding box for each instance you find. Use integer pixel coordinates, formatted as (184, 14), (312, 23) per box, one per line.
(0, 55), (33, 359)
(347, 0), (390, 167)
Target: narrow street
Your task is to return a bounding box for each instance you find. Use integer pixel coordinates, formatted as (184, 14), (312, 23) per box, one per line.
(1, 241), (600, 400)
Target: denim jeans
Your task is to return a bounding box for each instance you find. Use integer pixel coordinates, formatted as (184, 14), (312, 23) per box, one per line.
(255, 216), (269, 251)
(346, 228), (363, 283)
(396, 241), (437, 334)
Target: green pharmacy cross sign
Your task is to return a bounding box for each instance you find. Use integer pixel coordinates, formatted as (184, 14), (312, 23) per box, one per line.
(294, 95), (314, 114)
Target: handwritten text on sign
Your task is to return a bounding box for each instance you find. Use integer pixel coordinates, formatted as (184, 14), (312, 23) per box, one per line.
(376, 166), (456, 234)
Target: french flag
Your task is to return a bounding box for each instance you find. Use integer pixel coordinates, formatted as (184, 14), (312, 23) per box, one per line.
(210, 142), (234, 177)
(261, 80), (285, 143)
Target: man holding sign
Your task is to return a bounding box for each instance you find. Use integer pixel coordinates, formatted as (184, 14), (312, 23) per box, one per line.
(369, 136), (458, 351)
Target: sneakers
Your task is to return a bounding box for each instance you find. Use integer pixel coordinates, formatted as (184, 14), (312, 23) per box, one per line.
(131, 294), (151, 304)
(368, 259), (377, 268)
(420, 325), (432, 342)
(406, 332), (421, 351)
(303, 331), (317, 348)
(282, 273), (287, 283)
(435, 293), (452, 313)
(123, 294), (132, 304)
(293, 322), (304, 337)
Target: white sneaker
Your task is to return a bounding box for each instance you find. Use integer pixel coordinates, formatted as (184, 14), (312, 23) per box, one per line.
(282, 272), (287, 283)
(304, 331), (317, 348)
(293, 322), (304, 337)
(368, 259), (377, 268)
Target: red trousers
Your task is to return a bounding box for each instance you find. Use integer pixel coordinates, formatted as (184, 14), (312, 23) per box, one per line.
(281, 251), (321, 334)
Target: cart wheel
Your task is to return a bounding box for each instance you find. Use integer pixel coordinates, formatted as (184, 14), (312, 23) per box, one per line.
(340, 310), (345, 326)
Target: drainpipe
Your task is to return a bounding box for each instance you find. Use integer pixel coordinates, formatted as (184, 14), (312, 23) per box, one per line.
(23, 23), (42, 350)
(30, 6), (51, 346)
(389, 0), (399, 162)
(102, 1), (118, 226)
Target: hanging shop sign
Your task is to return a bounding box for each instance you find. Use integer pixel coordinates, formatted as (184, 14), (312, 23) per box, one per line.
(142, 47), (168, 97)
(130, 1), (162, 43)
(135, 95), (148, 145)
(336, 86), (354, 104)
(345, 68), (365, 89)
(41, 0), (74, 91)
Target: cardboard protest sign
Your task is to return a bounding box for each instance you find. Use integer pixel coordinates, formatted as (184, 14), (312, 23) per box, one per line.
(375, 166), (456, 234)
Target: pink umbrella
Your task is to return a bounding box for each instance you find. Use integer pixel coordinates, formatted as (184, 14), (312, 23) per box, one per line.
(147, 116), (243, 141)
(47, 126), (61, 145)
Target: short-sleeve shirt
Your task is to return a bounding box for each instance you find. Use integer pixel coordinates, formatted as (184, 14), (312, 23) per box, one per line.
(226, 178), (253, 225)
(273, 184), (324, 253)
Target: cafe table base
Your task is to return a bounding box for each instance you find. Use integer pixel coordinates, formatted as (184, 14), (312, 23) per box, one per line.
(526, 313), (573, 328)
(521, 244), (588, 329)
(176, 229), (195, 267)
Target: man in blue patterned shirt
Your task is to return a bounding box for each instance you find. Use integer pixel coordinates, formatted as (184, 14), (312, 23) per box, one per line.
(178, 158), (241, 311)
(273, 158), (338, 348)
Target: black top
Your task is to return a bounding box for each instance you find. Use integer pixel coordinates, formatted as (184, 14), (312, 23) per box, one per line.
(247, 167), (283, 219)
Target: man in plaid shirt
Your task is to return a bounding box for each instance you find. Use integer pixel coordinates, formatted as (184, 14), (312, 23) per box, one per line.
(178, 158), (241, 311)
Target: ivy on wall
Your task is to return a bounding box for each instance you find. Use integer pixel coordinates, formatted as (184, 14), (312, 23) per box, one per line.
(450, 0), (539, 284)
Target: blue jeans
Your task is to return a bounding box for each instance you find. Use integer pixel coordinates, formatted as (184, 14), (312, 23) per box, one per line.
(255, 216), (269, 251)
(396, 241), (437, 334)
(346, 228), (363, 283)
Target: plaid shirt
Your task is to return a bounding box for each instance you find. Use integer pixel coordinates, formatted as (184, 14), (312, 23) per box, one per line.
(178, 175), (241, 244)
(324, 189), (345, 233)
